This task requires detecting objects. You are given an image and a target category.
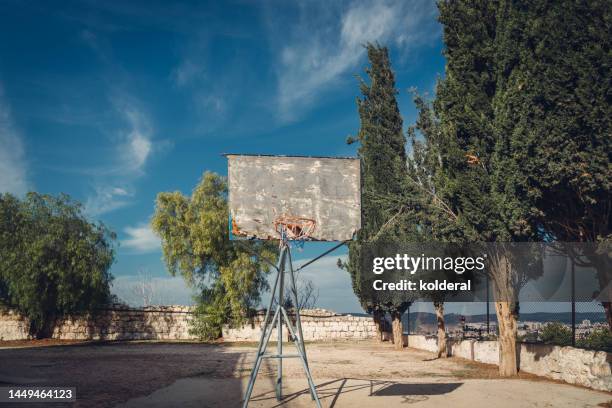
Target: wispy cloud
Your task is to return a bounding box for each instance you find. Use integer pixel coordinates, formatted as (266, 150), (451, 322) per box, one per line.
(122, 223), (161, 253)
(85, 95), (158, 216)
(73, 28), (162, 217)
(85, 185), (133, 216)
(0, 84), (29, 196)
(119, 106), (153, 173)
(269, 0), (439, 122)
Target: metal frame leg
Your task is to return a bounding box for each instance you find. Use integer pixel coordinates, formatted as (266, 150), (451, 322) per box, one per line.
(242, 247), (285, 408)
(280, 307), (322, 408)
(242, 307), (281, 407)
(287, 249), (316, 400)
(242, 242), (322, 408)
(276, 248), (285, 401)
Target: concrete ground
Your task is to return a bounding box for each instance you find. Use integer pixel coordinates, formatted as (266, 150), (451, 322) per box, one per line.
(0, 340), (609, 408)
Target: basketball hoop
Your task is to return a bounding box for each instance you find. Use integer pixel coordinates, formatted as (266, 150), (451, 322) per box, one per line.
(226, 154), (360, 241)
(273, 214), (316, 241)
(225, 154), (359, 408)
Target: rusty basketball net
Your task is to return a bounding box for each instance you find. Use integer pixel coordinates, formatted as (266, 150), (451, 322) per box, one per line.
(273, 214), (316, 240)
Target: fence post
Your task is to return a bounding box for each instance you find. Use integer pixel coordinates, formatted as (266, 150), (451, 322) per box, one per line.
(406, 303), (410, 335)
(571, 260), (576, 347)
(486, 274), (490, 334)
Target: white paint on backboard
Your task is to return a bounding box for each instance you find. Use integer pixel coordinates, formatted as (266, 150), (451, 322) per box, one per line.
(227, 154), (361, 241)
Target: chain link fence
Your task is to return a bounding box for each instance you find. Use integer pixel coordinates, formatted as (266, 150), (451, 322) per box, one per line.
(404, 300), (611, 352)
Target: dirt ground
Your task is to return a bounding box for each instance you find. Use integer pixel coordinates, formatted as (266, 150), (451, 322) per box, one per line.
(0, 340), (609, 408)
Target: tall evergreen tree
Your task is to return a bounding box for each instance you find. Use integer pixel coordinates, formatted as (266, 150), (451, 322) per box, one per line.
(407, 94), (467, 358)
(425, 0), (543, 376)
(423, 0), (610, 375)
(344, 44), (411, 349)
(492, 0), (611, 326)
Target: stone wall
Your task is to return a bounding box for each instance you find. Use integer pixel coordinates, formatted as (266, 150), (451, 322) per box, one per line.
(3, 307), (610, 391)
(222, 309), (378, 341)
(0, 305), (196, 341)
(0, 308), (31, 341)
(0, 307), (377, 342)
(406, 334), (612, 392)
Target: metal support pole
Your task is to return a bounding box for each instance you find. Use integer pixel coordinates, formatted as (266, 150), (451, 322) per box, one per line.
(280, 307), (322, 408)
(242, 247), (284, 408)
(287, 250), (316, 400)
(242, 306), (281, 408)
(486, 273), (490, 335)
(276, 247), (284, 401)
(406, 304), (410, 335)
(571, 260), (576, 347)
(242, 241), (322, 408)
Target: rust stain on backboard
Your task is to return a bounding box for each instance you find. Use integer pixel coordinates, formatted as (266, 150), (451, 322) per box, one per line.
(226, 154), (361, 241)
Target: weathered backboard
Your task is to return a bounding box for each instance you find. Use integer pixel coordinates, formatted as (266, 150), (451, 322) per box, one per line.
(226, 154), (361, 241)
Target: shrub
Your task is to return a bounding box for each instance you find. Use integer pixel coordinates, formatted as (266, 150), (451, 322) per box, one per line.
(0, 192), (115, 337)
(539, 322), (572, 346)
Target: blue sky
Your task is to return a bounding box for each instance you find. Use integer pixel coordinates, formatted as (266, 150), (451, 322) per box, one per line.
(0, 0), (444, 311)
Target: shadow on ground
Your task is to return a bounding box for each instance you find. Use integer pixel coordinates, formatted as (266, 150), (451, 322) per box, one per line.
(0, 342), (246, 408)
(248, 378), (462, 408)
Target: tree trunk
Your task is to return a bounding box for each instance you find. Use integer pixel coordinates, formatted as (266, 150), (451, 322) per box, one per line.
(31, 314), (57, 339)
(495, 301), (518, 376)
(434, 301), (447, 358)
(373, 309), (385, 342)
(391, 311), (404, 350)
(490, 249), (519, 377)
(602, 302), (612, 331)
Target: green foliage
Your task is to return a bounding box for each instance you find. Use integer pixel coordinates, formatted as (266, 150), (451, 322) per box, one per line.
(539, 322), (572, 346)
(433, 0), (533, 243)
(344, 44), (412, 316)
(538, 324), (612, 352)
(407, 95), (465, 243)
(151, 172), (277, 340)
(493, 0), (611, 244)
(577, 328), (612, 352)
(409, 1), (566, 301)
(0, 192), (115, 337)
(490, 0), (612, 325)
(189, 291), (228, 341)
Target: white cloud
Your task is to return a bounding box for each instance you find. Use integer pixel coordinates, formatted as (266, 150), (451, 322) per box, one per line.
(122, 223), (161, 253)
(271, 0), (439, 121)
(112, 187), (129, 196)
(85, 97), (156, 216)
(85, 184), (133, 216)
(120, 106), (153, 173)
(0, 85), (29, 196)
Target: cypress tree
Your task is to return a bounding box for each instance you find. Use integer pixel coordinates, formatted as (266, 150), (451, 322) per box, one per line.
(493, 0), (611, 326)
(428, 0), (537, 376)
(345, 44), (411, 349)
(422, 0), (610, 375)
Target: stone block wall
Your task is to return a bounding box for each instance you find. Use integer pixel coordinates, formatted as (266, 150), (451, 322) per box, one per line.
(0, 308), (30, 341)
(0, 305), (196, 341)
(1, 306), (377, 343)
(519, 343), (612, 392)
(406, 334), (612, 392)
(222, 309), (378, 341)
